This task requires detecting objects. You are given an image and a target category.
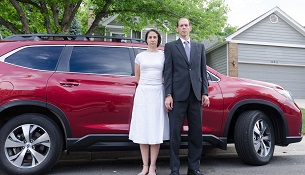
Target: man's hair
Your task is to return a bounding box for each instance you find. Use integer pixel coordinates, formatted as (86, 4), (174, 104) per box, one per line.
(145, 29), (162, 47)
(176, 18), (191, 27)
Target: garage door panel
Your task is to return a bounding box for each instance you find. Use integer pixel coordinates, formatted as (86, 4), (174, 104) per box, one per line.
(239, 63), (305, 98)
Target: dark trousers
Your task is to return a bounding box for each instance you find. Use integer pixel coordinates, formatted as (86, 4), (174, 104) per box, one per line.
(169, 88), (203, 172)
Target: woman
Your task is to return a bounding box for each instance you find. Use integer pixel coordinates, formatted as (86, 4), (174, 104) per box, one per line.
(129, 29), (169, 175)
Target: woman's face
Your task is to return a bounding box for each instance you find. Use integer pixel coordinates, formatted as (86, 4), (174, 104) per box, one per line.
(146, 31), (158, 47)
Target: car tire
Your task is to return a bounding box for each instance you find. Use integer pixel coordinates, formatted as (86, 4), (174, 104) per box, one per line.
(0, 113), (63, 175)
(234, 110), (275, 165)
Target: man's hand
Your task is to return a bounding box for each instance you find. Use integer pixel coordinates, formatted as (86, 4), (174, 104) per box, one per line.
(165, 95), (173, 112)
(202, 95), (210, 107)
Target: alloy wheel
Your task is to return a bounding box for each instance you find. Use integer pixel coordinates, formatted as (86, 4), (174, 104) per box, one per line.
(4, 124), (51, 168)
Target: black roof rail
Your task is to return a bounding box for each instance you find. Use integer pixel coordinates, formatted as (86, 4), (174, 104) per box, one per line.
(3, 34), (145, 44)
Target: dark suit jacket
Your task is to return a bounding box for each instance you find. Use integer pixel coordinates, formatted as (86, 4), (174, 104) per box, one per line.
(164, 39), (208, 101)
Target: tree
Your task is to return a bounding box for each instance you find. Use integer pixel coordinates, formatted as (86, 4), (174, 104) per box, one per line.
(0, 0), (82, 36)
(69, 18), (81, 35)
(0, 0), (230, 40)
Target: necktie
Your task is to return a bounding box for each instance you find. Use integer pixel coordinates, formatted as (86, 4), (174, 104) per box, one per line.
(184, 41), (190, 62)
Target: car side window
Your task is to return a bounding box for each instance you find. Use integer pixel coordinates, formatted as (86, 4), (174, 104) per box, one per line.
(207, 71), (219, 82)
(4, 46), (63, 71)
(207, 72), (212, 81)
(69, 46), (132, 75)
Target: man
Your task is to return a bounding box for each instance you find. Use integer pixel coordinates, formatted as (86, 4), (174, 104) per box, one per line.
(164, 18), (210, 175)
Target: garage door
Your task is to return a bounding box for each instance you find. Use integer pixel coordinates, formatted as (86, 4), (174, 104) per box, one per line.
(239, 63), (305, 98)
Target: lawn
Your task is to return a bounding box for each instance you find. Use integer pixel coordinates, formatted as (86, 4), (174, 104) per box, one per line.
(301, 108), (305, 134)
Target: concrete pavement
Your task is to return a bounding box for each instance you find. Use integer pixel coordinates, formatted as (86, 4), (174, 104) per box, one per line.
(295, 99), (305, 109)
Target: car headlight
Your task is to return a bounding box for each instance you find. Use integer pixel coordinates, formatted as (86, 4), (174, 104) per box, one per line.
(275, 89), (294, 102)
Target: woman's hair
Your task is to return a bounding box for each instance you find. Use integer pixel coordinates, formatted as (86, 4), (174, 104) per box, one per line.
(145, 29), (161, 47)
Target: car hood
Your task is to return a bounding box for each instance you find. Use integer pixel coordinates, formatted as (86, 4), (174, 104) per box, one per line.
(239, 78), (284, 90)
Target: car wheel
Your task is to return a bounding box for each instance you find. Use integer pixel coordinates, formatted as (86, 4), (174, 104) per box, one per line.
(234, 110), (275, 165)
(0, 113), (63, 175)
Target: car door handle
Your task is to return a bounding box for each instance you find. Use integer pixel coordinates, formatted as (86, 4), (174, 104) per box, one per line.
(59, 82), (80, 87)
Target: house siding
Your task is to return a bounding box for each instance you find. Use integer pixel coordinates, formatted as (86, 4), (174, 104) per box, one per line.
(108, 20), (123, 26)
(107, 28), (125, 35)
(207, 44), (227, 75)
(233, 13), (305, 45)
(167, 34), (177, 43)
(141, 32), (176, 45)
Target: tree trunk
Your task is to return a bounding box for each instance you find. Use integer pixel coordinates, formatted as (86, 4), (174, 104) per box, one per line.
(0, 17), (21, 34)
(65, 1), (82, 33)
(10, 0), (30, 33)
(51, 3), (59, 26)
(39, 0), (52, 33)
(86, 0), (112, 35)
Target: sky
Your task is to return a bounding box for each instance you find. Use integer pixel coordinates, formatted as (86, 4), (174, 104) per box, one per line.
(225, 0), (305, 28)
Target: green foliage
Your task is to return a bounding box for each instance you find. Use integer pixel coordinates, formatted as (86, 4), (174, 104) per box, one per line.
(111, 0), (230, 40)
(219, 24), (237, 36)
(1, 0), (229, 41)
(76, 1), (91, 34)
(0, 26), (12, 38)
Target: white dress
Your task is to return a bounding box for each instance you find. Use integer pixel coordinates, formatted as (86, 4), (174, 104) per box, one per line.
(129, 51), (170, 144)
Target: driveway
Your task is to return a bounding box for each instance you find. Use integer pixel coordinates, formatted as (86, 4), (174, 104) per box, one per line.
(43, 138), (305, 175)
(295, 99), (305, 108)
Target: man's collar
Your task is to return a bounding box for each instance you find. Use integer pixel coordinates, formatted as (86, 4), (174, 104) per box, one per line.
(180, 38), (191, 44)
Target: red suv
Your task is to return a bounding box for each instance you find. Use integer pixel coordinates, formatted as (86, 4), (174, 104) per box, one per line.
(0, 34), (302, 175)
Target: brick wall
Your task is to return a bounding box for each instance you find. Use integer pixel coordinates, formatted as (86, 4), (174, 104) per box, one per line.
(228, 42), (238, 77)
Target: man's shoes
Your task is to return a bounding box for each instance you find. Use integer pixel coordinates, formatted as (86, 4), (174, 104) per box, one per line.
(187, 169), (204, 175)
(170, 171), (180, 175)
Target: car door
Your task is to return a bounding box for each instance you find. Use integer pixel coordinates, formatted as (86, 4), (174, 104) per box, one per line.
(181, 71), (224, 137)
(201, 72), (224, 136)
(47, 45), (137, 138)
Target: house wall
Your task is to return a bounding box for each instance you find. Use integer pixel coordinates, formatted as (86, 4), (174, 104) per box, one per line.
(233, 13), (305, 45)
(206, 44), (227, 75)
(105, 21), (177, 44)
(232, 12), (305, 98)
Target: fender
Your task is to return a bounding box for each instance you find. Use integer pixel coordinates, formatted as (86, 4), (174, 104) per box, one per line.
(223, 99), (288, 137)
(0, 100), (71, 138)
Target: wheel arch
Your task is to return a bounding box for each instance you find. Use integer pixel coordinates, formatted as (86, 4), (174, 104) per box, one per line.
(223, 99), (288, 146)
(0, 100), (71, 149)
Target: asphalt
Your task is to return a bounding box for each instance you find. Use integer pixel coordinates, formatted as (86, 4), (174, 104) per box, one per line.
(295, 99), (305, 109)
(58, 138), (305, 163)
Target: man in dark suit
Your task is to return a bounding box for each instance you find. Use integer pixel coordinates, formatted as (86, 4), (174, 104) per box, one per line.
(164, 18), (210, 175)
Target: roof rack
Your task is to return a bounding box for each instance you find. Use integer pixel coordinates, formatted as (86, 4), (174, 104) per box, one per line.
(3, 34), (145, 44)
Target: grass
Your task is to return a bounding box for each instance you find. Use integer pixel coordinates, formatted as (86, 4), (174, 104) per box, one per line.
(301, 108), (305, 134)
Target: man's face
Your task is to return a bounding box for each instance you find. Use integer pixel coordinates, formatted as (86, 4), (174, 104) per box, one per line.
(176, 18), (192, 38)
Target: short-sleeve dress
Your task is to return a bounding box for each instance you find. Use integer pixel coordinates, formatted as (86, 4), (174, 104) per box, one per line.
(129, 51), (170, 144)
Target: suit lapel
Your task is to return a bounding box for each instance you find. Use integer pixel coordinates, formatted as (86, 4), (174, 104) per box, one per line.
(175, 39), (190, 65)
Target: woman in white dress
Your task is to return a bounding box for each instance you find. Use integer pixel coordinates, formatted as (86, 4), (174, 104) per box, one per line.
(129, 29), (169, 175)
